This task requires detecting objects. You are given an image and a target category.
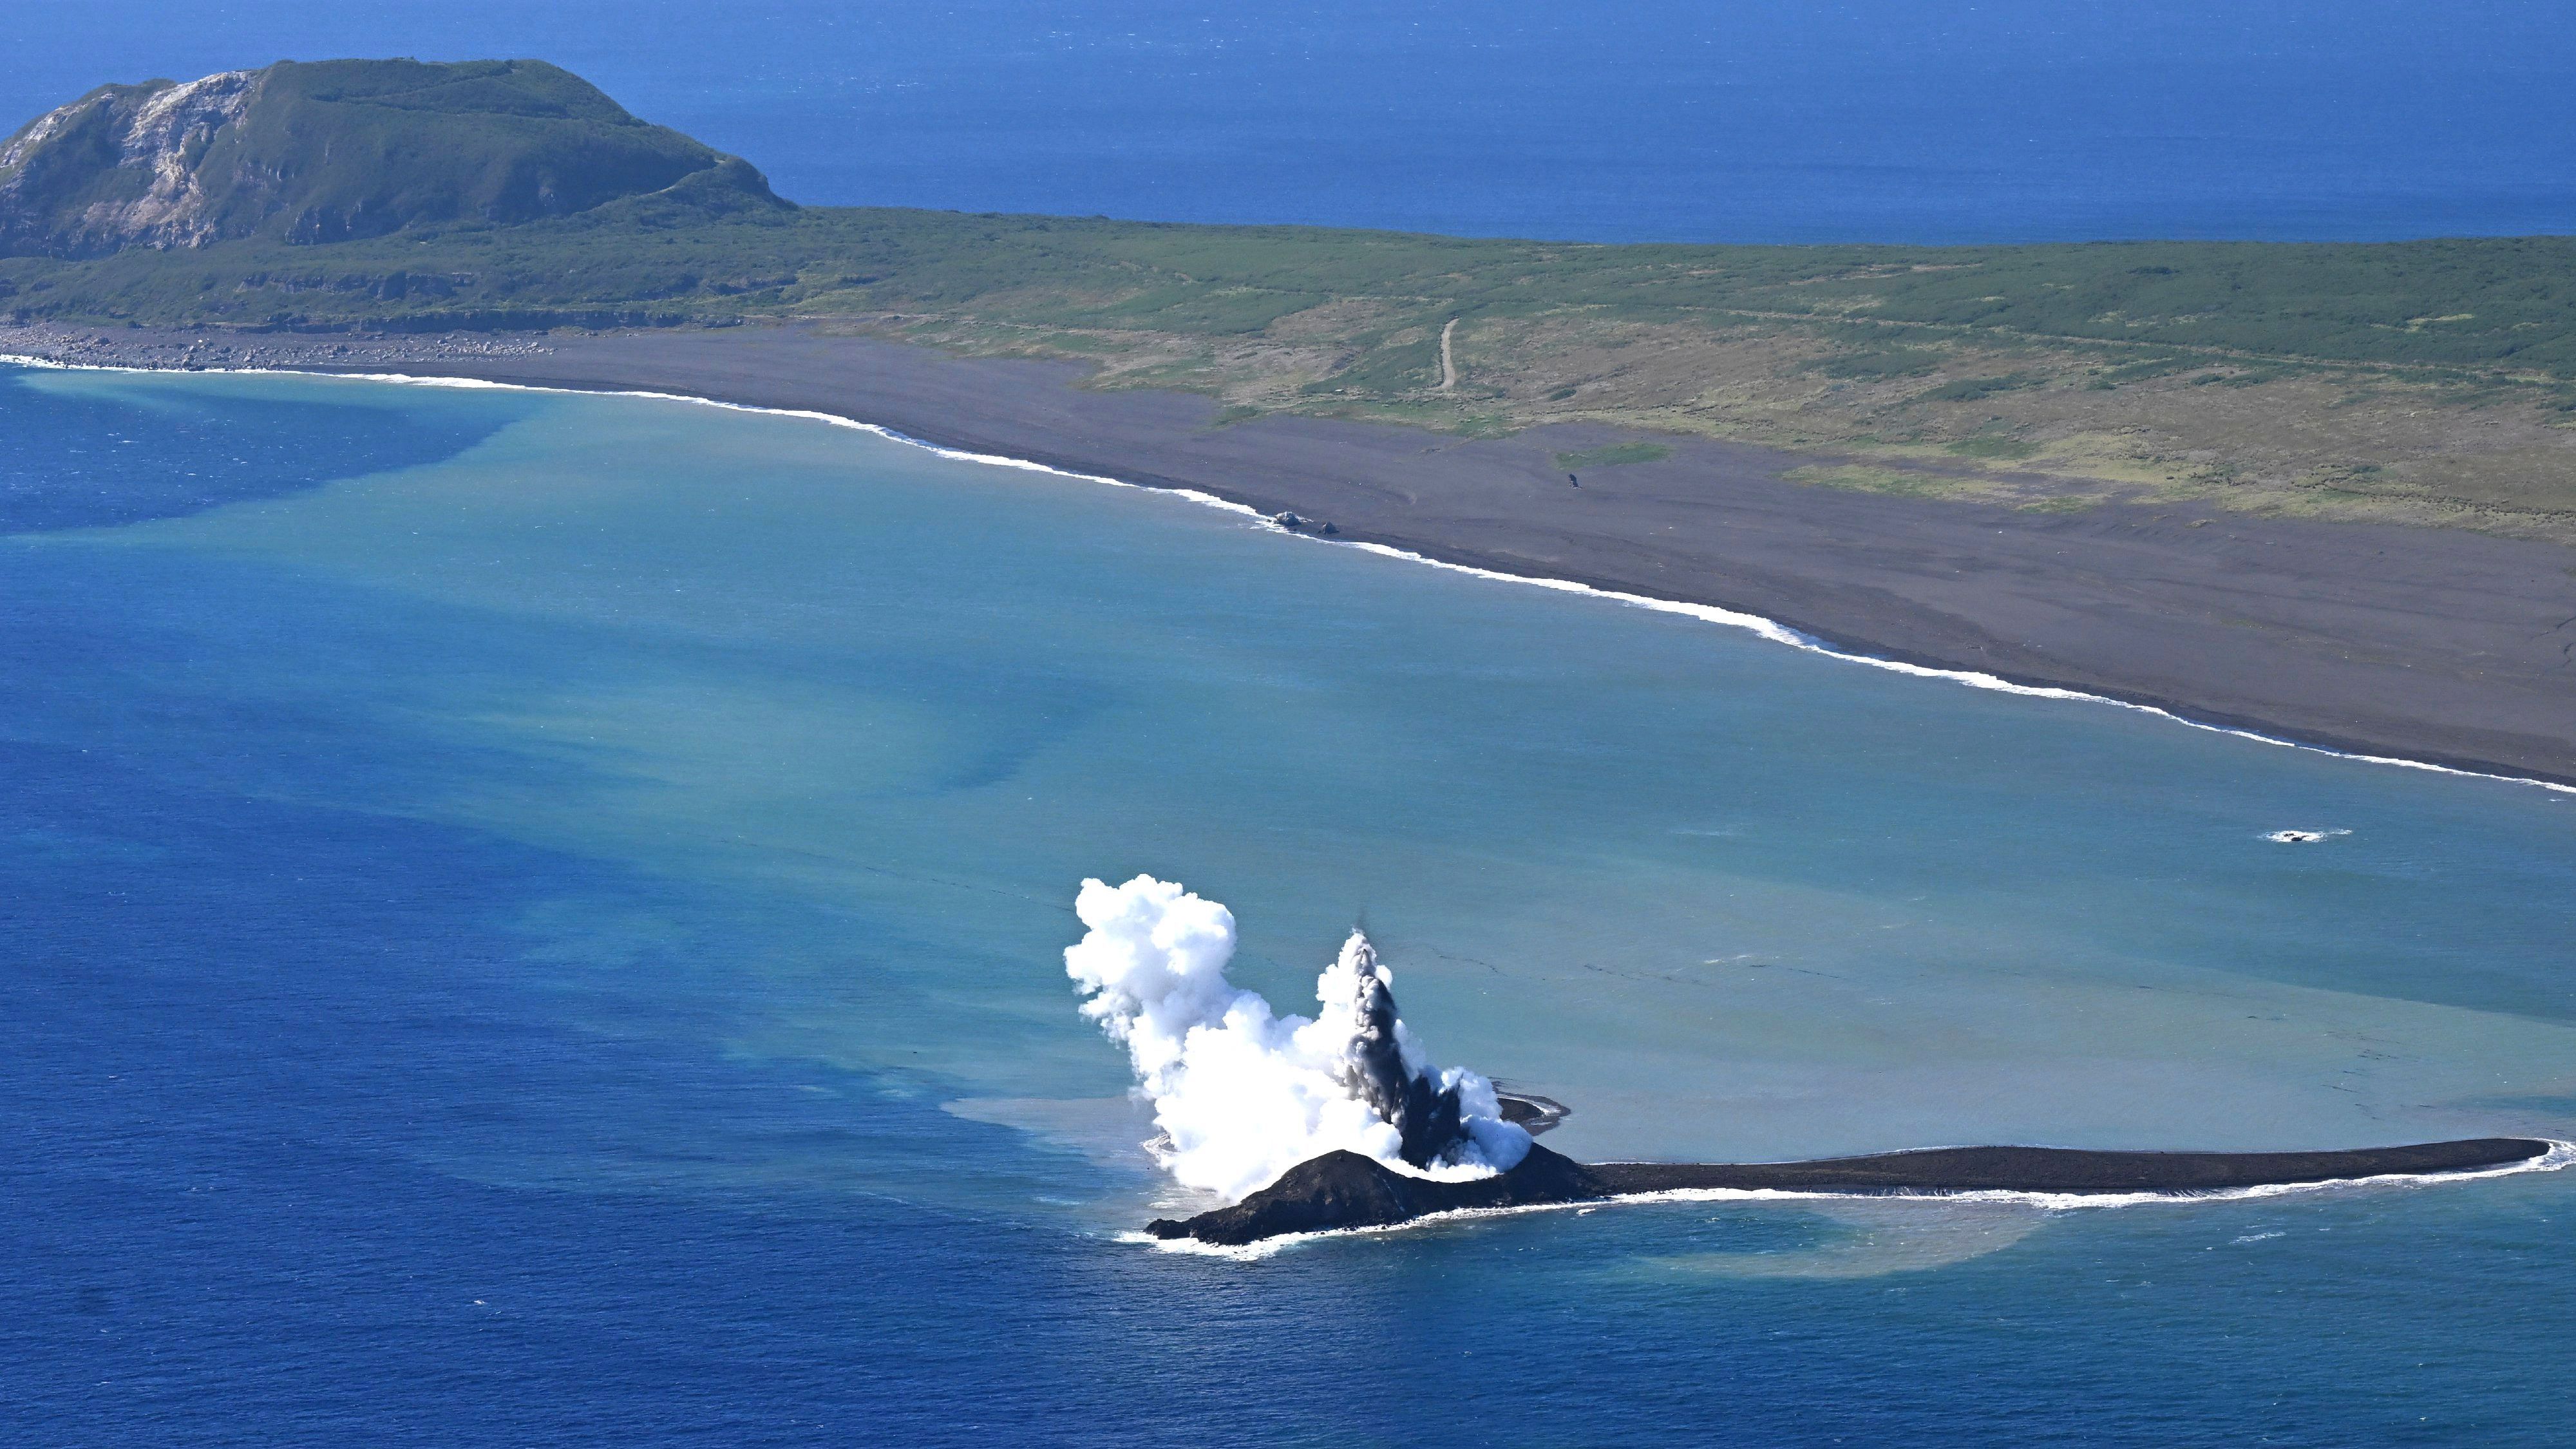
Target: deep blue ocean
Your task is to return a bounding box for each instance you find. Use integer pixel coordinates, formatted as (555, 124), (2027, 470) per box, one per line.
(9, 6), (2576, 1443)
(4, 365), (2572, 1446)
(9, 1), (2576, 243)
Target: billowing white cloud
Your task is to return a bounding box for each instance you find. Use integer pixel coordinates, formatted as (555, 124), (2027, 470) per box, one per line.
(1065, 875), (1530, 1202)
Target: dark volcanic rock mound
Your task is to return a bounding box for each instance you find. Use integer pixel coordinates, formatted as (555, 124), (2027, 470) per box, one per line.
(1146, 1145), (1606, 1246)
(1146, 1137), (2551, 1246)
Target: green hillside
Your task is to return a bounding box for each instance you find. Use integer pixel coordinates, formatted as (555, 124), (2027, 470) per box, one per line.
(0, 59), (784, 256)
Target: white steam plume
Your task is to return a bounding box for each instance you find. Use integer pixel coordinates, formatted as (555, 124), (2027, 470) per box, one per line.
(1065, 875), (1532, 1202)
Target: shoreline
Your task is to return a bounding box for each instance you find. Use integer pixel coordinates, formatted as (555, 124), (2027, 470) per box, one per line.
(1146, 1139), (2571, 1248)
(1146, 1139), (2576, 1258)
(7, 321), (2573, 789)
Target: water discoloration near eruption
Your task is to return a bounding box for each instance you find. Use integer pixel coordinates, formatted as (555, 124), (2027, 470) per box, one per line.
(1068, 876), (2561, 1248)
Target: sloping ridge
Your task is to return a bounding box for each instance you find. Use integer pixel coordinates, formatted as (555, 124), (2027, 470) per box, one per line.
(1148, 1138), (2553, 1246)
(0, 58), (788, 257)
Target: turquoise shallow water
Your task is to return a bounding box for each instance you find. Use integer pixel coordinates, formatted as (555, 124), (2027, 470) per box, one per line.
(5, 363), (2572, 1443)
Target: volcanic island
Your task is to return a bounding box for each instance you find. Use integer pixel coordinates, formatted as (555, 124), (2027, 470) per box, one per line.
(1141, 961), (2552, 1247)
(1146, 1133), (2552, 1247)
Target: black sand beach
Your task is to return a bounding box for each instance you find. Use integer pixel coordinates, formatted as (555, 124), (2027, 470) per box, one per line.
(9, 321), (2573, 785)
(1149, 1139), (2558, 1245)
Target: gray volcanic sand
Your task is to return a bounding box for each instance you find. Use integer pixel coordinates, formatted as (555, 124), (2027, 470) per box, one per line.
(14, 322), (2571, 783)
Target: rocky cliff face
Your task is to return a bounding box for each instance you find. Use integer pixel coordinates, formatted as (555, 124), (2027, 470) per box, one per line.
(0, 59), (787, 258)
(0, 71), (261, 254)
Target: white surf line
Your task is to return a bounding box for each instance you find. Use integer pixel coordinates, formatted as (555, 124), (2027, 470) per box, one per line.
(1318, 535), (2573, 798)
(1133, 1139), (2576, 1258)
(10, 353), (2571, 799)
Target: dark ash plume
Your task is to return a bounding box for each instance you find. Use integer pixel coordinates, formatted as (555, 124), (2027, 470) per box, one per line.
(1336, 936), (1467, 1168)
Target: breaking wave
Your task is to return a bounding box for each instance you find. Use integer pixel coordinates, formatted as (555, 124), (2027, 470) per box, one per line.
(19, 354), (2562, 799)
(1138, 1139), (2576, 1259)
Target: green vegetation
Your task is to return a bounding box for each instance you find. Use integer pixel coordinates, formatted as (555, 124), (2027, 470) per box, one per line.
(1784, 464), (1978, 500)
(1554, 443), (1673, 469)
(1920, 372), (2044, 402)
(5, 57), (2572, 541)
(1812, 347), (1940, 379)
(0, 59), (780, 256)
(3, 205), (2570, 378)
(1944, 435), (2041, 460)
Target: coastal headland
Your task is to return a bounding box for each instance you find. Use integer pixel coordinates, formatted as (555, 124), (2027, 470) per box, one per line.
(1150, 1138), (2560, 1246)
(10, 320), (2568, 785)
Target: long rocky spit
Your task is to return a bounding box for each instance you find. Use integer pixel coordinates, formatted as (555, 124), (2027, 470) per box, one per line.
(1147, 1138), (2555, 1246)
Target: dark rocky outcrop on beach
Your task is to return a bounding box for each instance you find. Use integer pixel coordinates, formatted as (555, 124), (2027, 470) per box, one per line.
(1147, 1145), (1610, 1245)
(1494, 1092), (1567, 1134)
(0, 59), (786, 258)
(1146, 1137), (2552, 1246)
